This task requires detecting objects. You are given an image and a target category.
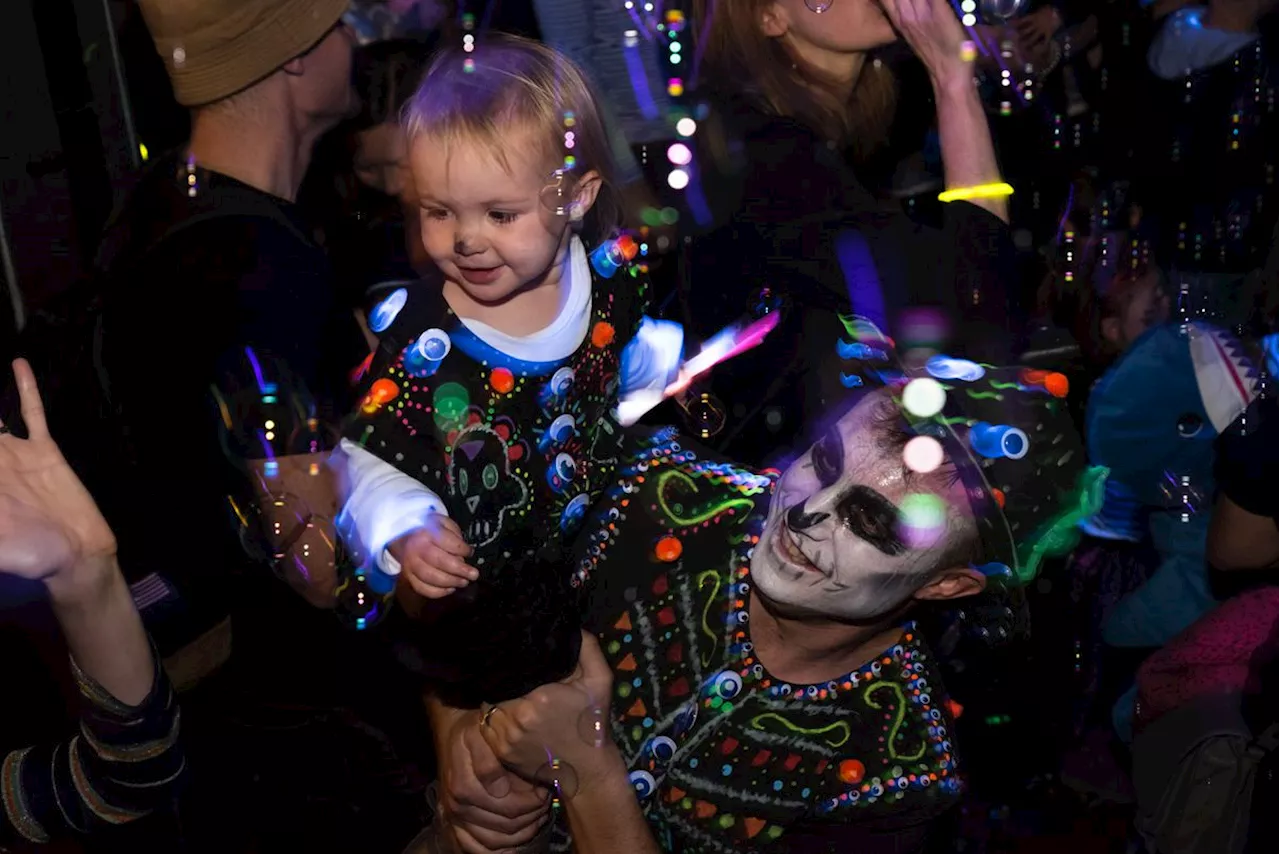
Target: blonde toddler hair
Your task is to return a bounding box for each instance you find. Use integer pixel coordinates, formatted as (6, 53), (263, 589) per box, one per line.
(402, 33), (622, 244)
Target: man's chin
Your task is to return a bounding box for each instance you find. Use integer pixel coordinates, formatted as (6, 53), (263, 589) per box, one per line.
(750, 567), (825, 621)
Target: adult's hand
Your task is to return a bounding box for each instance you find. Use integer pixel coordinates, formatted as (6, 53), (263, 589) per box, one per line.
(878, 0), (971, 87)
(0, 359), (117, 588)
(437, 708), (551, 853)
(479, 633), (615, 784)
(1014, 5), (1062, 51)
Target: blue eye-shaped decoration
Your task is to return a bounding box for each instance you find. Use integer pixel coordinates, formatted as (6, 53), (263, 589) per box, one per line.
(672, 703), (698, 738)
(550, 367), (575, 397)
(1176, 413), (1204, 438)
(836, 340), (889, 362)
(629, 770), (657, 799)
(557, 454), (577, 479)
(711, 671), (743, 700)
(969, 422), (1029, 460)
(549, 414), (576, 442)
(926, 355), (985, 382)
(975, 562), (1012, 578)
(840, 372), (865, 388)
(547, 453), (576, 488)
(560, 493), (590, 533)
(648, 736), (677, 762)
(538, 414), (576, 454)
(369, 288), (407, 333)
(870, 782), (884, 797)
(404, 328), (451, 377)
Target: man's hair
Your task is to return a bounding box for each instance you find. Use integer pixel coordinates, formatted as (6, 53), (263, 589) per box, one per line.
(401, 33), (622, 243)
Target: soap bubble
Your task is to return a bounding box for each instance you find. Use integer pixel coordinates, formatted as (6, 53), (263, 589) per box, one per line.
(684, 393), (726, 439)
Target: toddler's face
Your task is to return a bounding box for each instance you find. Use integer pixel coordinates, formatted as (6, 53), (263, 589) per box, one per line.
(409, 127), (579, 305)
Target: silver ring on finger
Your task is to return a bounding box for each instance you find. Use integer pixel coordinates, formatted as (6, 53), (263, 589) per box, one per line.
(481, 704), (501, 728)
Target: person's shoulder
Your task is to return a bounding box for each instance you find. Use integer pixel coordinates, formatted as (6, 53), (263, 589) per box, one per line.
(578, 427), (775, 602)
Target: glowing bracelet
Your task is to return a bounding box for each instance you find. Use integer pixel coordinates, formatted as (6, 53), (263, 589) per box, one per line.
(937, 182), (1015, 203)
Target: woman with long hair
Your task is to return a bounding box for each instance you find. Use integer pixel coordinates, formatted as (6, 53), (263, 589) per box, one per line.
(683, 0), (1018, 465)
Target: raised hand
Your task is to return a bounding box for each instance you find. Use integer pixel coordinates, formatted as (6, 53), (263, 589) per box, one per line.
(877, 0), (970, 85)
(0, 359), (116, 583)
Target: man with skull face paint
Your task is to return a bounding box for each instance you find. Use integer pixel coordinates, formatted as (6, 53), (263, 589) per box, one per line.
(469, 345), (1106, 854)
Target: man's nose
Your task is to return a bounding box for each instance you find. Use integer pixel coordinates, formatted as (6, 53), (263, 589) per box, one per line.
(786, 502), (830, 532)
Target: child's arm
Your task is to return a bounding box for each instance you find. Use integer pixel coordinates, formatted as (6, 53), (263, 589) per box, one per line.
(332, 439), (476, 595)
(616, 317), (685, 426)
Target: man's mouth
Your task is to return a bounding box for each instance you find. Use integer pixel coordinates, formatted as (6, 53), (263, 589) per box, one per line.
(772, 524), (825, 576)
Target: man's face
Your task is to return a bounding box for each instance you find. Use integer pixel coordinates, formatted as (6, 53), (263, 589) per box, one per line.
(751, 389), (979, 621)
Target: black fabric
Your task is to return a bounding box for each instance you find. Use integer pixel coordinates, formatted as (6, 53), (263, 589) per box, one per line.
(80, 154), (368, 674)
(923, 364), (1100, 582)
(681, 95), (1018, 467)
(1215, 394), (1278, 524)
(25, 153), (431, 850)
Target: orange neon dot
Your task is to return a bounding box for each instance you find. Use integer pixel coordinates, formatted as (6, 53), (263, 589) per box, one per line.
(362, 378), (400, 412)
(370, 378), (399, 402)
(991, 489), (1006, 509)
(654, 536), (683, 562)
(591, 322), (616, 348)
(838, 759), (865, 785)
(490, 367), (515, 394)
(1044, 372), (1069, 398)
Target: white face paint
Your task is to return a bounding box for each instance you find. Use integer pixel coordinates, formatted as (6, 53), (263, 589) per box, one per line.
(751, 389), (979, 621)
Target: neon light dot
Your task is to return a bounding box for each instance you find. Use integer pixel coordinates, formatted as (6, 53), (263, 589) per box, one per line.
(667, 142), (692, 166)
(903, 436), (944, 474)
(902, 378), (947, 418)
(676, 118), (697, 137)
(667, 168), (690, 190)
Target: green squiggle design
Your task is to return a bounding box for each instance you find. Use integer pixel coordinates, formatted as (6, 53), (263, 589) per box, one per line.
(864, 682), (926, 761)
(697, 570), (722, 666)
(750, 713), (851, 748)
(964, 390), (1004, 401)
(989, 381), (1021, 390)
(657, 469), (754, 527)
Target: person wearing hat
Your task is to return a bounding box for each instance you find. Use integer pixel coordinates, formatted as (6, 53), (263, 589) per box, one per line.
(36, 1), (427, 849)
(420, 344), (1104, 853)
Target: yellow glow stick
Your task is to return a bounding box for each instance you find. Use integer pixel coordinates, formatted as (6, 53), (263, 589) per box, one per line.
(938, 182), (1015, 203)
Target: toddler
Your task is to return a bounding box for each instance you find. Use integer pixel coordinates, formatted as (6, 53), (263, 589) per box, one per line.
(332, 35), (682, 706)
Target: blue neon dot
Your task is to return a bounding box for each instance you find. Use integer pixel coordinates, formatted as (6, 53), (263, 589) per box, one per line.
(721, 764), (732, 776)
(773, 780), (783, 791)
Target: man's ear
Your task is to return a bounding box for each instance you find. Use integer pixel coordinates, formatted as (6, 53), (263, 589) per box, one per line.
(912, 566), (986, 603)
(282, 56), (305, 77)
(760, 2), (789, 37)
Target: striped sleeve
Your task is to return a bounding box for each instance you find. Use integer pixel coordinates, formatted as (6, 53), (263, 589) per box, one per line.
(1, 643), (185, 844)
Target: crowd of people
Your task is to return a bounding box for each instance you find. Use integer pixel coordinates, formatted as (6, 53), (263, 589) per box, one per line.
(1, 1), (1275, 853)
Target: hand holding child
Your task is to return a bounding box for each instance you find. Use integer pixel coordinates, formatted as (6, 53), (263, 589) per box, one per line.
(388, 513), (479, 598)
